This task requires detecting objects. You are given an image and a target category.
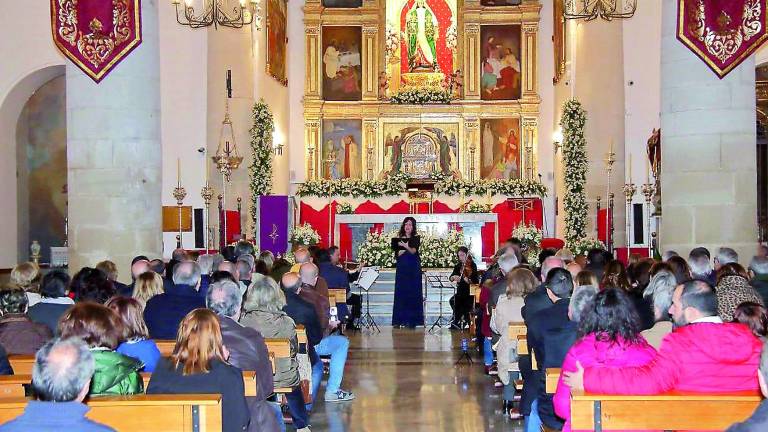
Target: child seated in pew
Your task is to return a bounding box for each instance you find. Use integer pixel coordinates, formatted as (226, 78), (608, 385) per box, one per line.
(105, 297), (161, 372)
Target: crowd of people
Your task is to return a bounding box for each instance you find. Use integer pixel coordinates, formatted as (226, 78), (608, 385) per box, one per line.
(0, 242), (362, 432)
(476, 241), (768, 431)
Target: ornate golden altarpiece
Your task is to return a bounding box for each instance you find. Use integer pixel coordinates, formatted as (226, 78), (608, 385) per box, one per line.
(303, 0), (542, 184)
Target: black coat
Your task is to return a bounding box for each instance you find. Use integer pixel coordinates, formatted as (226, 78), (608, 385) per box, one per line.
(143, 284), (205, 340)
(282, 288), (323, 355)
(751, 277), (768, 307)
(147, 358), (249, 432)
(28, 302), (70, 334)
(527, 299), (578, 430)
(521, 283), (553, 322)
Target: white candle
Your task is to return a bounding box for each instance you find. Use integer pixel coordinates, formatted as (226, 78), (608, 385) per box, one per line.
(609, 138), (614, 155)
(628, 153), (632, 182)
(204, 152), (209, 185)
(177, 158), (181, 186)
(645, 154), (650, 184)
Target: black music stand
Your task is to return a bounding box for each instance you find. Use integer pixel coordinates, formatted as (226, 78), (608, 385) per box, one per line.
(354, 267), (380, 333)
(427, 272), (454, 333)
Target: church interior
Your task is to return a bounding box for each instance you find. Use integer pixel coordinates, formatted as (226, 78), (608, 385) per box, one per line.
(3, 0), (768, 431)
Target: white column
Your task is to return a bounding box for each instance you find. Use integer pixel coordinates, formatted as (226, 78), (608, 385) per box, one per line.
(659, 0), (757, 258)
(66, 0), (162, 277)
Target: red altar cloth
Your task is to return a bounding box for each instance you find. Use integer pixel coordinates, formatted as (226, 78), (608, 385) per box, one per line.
(299, 198), (543, 261)
(597, 208), (613, 245)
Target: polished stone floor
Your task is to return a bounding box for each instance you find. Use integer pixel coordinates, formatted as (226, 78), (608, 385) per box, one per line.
(308, 328), (523, 432)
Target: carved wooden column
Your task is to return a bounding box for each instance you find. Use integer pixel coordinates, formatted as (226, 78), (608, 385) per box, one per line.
(362, 25), (379, 101)
(305, 24), (322, 100)
(463, 23), (481, 100)
(521, 117), (538, 181)
(305, 119), (321, 180)
(463, 117), (480, 180)
(363, 119), (378, 179)
(521, 22), (539, 100)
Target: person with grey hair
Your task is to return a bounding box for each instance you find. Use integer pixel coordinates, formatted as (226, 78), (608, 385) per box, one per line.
(240, 276), (311, 431)
(197, 254), (215, 275)
(568, 285), (598, 323)
(749, 256), (768, 307)
(206, 281), (280, 432)
(688, 247), (716, 286)
(143, 261), (205, 339)
(487, 252), (520, 311)
(726, 340), (768, 431)
(0, 337), (114, 431)
(218, 260), (247, 295)
(662, 250), (679, 262)
(236, 259), (253, 286)
(641, 270), (677, 349)
(715, 247), (739, 271)
(259, 251), (275, 272)
(522, 256), (566, 321)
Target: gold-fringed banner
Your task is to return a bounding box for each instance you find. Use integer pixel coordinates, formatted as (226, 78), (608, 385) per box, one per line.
(50, 0), (142, 83)
(677, 0), (768, 78)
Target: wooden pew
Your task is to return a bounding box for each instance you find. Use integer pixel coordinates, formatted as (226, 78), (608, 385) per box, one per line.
(263, 338), (292, 394)
(0, 394), (223, 431)
(8, 356), (34, 375)
(328, 288), (347, 305)
(570, 390), (762, 431)
(545, 368), (560, 394)
(156, 340), (175, 357)
(0, 376), (30, 399)
(516, 336), (537, 371)
(508, 322), (527, 339)
(295, 324), (307, 346)
(140, 371), (258, 397)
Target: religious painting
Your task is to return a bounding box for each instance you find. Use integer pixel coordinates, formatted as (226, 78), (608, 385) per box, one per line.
(322, 120), (363, 179)
(480, 118), (521, 179)
(480, 0), (521, 5)
(380, 122), (459, 179)
(322, 26), (362, 101)
(266, 0), (288, 85)
(384, 0), (458, 94)
(480, 25), (522, 100)
(323, 0), (362, 7)
(553, 0), (566, 84)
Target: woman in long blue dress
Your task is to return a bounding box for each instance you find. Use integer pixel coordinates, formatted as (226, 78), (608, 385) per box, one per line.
(391, 217), (424, 328)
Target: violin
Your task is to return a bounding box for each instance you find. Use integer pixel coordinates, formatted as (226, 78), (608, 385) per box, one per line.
(462, 254), (475, 282)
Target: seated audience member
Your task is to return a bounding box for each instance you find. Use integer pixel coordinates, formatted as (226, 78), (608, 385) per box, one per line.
(564, 280), (762, 395)
(715, 246), (740, 271)
(298, 264), (332, 334)
(716, 263), (764, 322)
(600, 260), (631, 291)
(166, 248), (188, 279)
(253, 259), (270, 276)
(58, 303), (143, 395)
(662, 250), (679, 261)
(490, 268), (539, 419)
(554, 288), (656, 432)
(28, 270), (74, 334)
(9, 262), (41, 307)
(641, 270), (677, 349)
(556, 248), (575, 265)
(211, 270), (239, 285)
(149, 259), (166, 276)
(626, 259), (655, 330)
(759, 244), (768, 258)
(750, 256), (768, 307)
(269, 257), (292, 283)
(143, 261), (206, 339)
(666, 255), (693, 285)
(535, 249), (557, 280)
(688, 247), (716, 286)
(241, 276), (310, 431)
(125, 258), (150, 297)
(218, 261), (247, 295)
(726, 340), (768, 432)
(585, 249), (609, 281)
(197, 254), (215, 295)
(147, 309), (249, 432)
(207, 280), (281, 432)
(259, 250), (275, 272)
(95, 260), (130, 297)
(222, 245), (238, 263)
(72, 268), (116, 304)
(131, 271), (164, 308)
(522, 256), (565, 320)
(0, 338), (114, 432)
(236, 259), (253, 287)
(477, 250), (509, 374)
(574, 270), (599, 288)
(234, 241), (255, 260)
(526, 268), (577, 431)
(0, 289), (53, 355)
(318, 246), (361, 327)
(565, 261), (582, 280)
(733, 302), (768, 338)
(105, 297), (161, 372)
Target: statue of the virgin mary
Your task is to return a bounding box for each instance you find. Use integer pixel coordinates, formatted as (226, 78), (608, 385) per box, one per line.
(405, 0), (439, 72)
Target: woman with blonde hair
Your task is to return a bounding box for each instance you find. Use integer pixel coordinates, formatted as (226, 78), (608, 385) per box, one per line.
(9, 262), (41, 306)
(491, 267), (539, 419)
(575, 270), (599, 288)
(106, 296), (161, 372)
(147, 309), (249, 432)
(131, 272), (164, 307)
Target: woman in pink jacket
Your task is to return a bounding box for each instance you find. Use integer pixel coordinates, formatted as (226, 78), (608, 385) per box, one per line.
(554, 287), (657, 432)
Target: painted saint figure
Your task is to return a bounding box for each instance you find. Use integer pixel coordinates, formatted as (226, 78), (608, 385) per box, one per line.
(343, 135), (360, 178)
(406, 0), (439, 72)
(323, 40), (341, 79)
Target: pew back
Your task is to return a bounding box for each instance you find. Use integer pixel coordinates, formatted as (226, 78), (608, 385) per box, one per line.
(7, 356), (34, 376)
(328, 288), (347, 305)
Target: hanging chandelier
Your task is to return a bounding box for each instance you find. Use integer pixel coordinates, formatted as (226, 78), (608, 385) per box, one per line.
(171, 0), (262, 30)
(212, 70), (244, 182)
(563, 0), (636, 21)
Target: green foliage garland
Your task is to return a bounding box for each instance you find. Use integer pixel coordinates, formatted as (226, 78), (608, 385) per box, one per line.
(249, 100), (275, 238)
(390, 88), (452, 104)
(561, 99), (589, 248)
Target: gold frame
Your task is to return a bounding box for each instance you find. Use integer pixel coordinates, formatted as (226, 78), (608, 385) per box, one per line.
(265, 0), (289, 86)
(303, 0), (542, 182)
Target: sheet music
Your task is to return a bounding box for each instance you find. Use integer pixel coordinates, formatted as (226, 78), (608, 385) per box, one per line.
(355, 266), (380, 291)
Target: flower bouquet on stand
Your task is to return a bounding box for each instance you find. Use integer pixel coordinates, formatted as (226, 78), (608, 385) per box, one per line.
(358, 230), (397, 268)
(289, 223), (321, 250)
(512, 222), (544, 263)
(571, 237), (606, 258)
(419, 229), (466, 268)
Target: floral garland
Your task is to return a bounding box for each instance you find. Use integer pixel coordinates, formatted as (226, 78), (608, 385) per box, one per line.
(462, 200), (491, 213)
(561, 99), (589, 249)
(336, 202), (354, 214)
(571, 237), (606, 257)
(512, 222), (543, 263)
(357, 229), (466, 268)
(249, 100), (274, 238)
(289, 223), (320, 246)
(297, 175), (548, 199)
(390, 88), (452, 104)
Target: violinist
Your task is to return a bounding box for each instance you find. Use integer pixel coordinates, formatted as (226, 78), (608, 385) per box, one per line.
(449, 246), (479, 329)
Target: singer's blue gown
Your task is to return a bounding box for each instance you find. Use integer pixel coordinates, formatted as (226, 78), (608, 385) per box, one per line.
(392, 237), (424, 327)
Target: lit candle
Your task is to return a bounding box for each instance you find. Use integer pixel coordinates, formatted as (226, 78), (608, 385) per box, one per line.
(609, 138), (614, 155)
(628, 153), (632, 182)
(645, 154), (650, 184)
(177, 158), (181, 186)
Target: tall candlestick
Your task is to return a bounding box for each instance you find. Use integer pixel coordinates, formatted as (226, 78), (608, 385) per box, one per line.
(645, 154), (650, 184)
(177, 158), (181, 186)
(203, 151), (208, 184)
(609, 138), (614, 155)
(628, 153), (632, 182)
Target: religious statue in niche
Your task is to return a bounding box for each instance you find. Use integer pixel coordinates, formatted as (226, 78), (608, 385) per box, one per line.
(480, 118), (521, 179)
(381, 122), (459, 178)
(322, 26), (362, 101)
(405, 0), (439, 72)
(322, 120), (363, 179)
(480, 25), (522, 100)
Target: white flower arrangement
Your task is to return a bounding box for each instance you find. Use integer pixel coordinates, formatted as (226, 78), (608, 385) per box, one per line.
(561, 99), (589, 249)
(571, 237), (606, 257)
(434, 177), (548, 197)
(336, 202), (354, 214)
(249, 100), (274, 238)
(289, 223), (321, 246)
(357, 230), (397, 267)
(462, 200), (491, 213)
(357, 228), (467, 268)
(390, 88), (452, 105)
(445, 20), (458, 52)
(512, 222), (543, 262)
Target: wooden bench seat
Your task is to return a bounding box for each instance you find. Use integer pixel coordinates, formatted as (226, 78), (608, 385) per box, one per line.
(8, 356), (34, 375)
(263, 338), (292, 394)
(545, 368), (560, 394)
(570, 390), (762, 431)
(0, 394), (223, 431)
(328, 288), (347, 305)
(0, 375), (30, 399)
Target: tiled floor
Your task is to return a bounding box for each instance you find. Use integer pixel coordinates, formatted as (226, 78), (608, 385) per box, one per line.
(307, 327), (524, 432)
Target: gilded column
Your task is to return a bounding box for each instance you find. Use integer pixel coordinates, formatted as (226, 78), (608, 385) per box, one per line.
(521, 117), (538, 181)
(363, 119), (379, 179)
(463, 23), (481, 100)
(362, 25), (379, 101)
(305, 119), (321, 180)
(463, 118), (480, 180)
(305, 24), (322, 100)
(521, 22), (539, 100)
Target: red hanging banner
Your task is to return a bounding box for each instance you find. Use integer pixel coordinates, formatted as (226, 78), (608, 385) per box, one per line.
(50, 0), (142, 83)
(677, 0), (768, 78)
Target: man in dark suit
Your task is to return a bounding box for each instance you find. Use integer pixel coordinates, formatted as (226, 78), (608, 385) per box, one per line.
(281, 272), (323, 360)
(143, 261), (205, 339)
(585, 248), (609, 282)
(526, 267), (577, 432)
(522, 256), (565, 321)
